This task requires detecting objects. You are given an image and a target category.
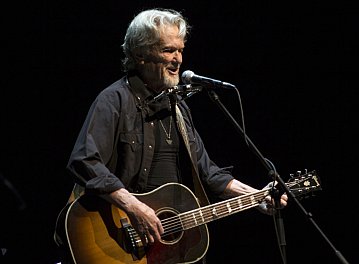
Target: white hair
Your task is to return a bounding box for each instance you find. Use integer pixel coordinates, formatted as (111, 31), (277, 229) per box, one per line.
(121, 8), (189, 71)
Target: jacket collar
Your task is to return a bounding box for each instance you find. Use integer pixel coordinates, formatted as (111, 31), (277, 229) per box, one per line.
(127, 71), (171, 120)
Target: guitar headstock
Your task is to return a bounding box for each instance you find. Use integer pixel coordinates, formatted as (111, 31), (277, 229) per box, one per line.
(287, 170), (322, 199)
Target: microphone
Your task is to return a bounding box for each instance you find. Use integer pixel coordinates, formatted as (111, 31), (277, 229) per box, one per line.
(181, 70), (236, 89)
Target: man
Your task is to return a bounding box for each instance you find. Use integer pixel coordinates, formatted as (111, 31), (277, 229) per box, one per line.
(55, 8), (287, 264)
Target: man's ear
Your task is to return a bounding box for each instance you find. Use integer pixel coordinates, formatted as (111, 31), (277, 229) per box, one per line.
(134, 53), (145, 64)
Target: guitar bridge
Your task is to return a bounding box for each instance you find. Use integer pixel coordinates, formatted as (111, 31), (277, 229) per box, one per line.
(117, 217), (146, 261)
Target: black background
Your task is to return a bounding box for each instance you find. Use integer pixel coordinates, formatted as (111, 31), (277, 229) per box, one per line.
(1, 1), (358, 263)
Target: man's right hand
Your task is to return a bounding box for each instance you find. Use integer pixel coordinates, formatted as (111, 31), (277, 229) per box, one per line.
(109, 188), (164, 244)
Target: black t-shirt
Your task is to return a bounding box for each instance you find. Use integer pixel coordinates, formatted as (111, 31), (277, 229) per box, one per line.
(146, 110), (180, 191)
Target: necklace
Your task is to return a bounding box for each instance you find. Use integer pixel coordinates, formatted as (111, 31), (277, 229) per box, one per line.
(159, 116), (173, 145)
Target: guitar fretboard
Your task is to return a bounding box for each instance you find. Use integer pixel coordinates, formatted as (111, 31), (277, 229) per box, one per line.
(160, 189), (270, 236)
(159, 171), (320, 237)
(181, 189), (270, 229)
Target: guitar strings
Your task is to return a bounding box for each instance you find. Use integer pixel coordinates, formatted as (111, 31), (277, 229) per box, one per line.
(130, 189), (270, 242)
(160, 189), (271, 237)
(131, 177), (314, 239)
(160, 179), (312, 237)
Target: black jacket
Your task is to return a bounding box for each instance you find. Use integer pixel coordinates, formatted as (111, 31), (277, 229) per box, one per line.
(67, 72), (234, 197)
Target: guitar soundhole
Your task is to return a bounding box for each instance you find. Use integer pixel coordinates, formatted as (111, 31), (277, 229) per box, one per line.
(156, 207), (183, 245)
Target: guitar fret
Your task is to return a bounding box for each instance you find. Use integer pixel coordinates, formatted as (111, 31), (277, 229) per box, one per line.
(212, 207), (218, 218)
(176, 215), (185, 231)
(180, 214), (190, 229)
(199, 209), (204, 223)
(192, 213), (197, 225)
(250, 195), (256, 205)
(226, 202), (232, 213)
(237, 198), (243, 209)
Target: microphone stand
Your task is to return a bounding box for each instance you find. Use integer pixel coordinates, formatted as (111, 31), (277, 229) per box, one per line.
(206, 89), (350, 264)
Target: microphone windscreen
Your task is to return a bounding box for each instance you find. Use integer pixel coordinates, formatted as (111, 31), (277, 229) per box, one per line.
(181, 70), (194, 84)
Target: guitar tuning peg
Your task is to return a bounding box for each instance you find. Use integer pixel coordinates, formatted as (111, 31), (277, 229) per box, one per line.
(304, 169), (308, 174)
(289, 173), (294, 178)
(296, 170), (302, 176)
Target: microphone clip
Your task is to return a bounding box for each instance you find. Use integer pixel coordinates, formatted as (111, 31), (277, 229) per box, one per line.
(143, 84), (202, 105)
(168, 84), (202, 97)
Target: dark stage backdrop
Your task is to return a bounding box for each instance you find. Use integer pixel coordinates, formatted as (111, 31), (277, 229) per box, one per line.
(2, 1), (358, 263)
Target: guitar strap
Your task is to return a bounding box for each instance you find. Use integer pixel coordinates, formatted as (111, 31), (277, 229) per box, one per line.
(173, 100), (210, 207)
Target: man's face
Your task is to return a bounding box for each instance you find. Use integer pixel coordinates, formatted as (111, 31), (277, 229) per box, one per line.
(138, 25), (185, 93)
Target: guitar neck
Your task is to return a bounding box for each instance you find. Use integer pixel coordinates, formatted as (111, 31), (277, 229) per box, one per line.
(169, 188), (270, 232)
(160, 169), (321, 237)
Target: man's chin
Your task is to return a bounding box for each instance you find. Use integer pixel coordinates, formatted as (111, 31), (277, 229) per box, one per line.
(164, 77), (179, 88)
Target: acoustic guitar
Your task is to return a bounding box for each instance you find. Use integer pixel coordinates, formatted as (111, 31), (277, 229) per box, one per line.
(63, 170), (321, 264)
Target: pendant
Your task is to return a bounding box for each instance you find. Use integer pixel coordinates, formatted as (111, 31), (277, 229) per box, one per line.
(166, 139), (173, 145)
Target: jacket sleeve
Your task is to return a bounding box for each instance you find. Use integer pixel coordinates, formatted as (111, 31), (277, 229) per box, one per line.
(66, 88), (125, 194)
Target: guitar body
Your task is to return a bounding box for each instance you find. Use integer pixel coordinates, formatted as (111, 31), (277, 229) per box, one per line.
(65, 183), (209, 264)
